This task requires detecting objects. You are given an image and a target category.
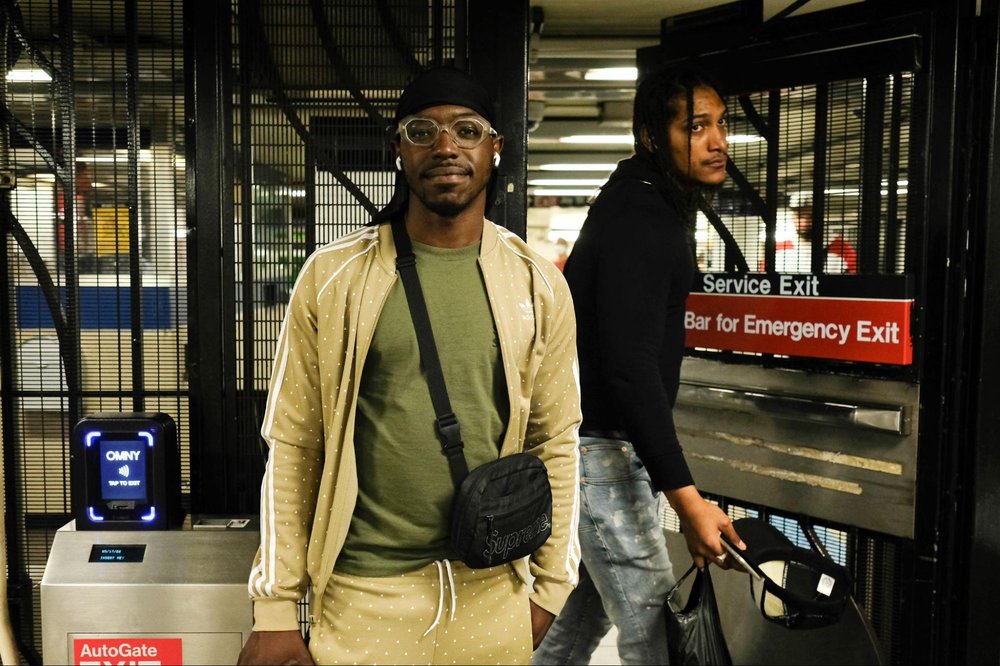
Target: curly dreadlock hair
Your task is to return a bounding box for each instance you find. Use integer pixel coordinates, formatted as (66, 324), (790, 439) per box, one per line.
(631, 64), (726, 227)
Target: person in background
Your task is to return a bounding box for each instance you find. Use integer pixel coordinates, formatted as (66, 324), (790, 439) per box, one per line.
(553, 237), (570, 272)
(533, 64), (745, 665)
(238, 65), (581, 666)
(773, 201), (858, 273)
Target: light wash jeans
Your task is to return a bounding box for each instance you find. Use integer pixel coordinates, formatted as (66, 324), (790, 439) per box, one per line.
(533, 437), (674, 665)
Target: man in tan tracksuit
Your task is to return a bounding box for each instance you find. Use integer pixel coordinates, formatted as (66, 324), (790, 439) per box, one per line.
(238, 66), (582, 665)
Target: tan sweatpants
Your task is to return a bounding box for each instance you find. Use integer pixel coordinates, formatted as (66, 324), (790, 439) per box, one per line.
(309, 560), (533, 665)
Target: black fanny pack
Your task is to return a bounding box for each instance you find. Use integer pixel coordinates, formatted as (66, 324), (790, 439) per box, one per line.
(450, 452), (552, 568)
(391, 219), (553, 568)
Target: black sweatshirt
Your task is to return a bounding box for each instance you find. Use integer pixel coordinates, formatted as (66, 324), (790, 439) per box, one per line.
(563, 154), (696, 491)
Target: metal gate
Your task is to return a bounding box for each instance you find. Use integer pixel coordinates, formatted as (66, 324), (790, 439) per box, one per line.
(0, 0), (528, 660)
(185, 0), (528, 516)
(0, 1), (188, 658)
(640, 1), (995, 663)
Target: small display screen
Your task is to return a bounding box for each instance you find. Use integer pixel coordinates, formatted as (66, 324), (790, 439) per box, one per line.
(98, 439), (148, 502)
(88, 544), (146, 563)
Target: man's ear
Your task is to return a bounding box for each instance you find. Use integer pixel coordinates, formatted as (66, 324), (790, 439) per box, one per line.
(390, 141), (402, 170)
(640, 126), (656, 152)
(492, 134), (505, 158)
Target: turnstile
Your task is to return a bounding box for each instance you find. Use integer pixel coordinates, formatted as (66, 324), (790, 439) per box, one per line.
(41, 518), (259, 665)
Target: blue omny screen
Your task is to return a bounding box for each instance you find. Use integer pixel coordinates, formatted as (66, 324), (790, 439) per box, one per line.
(99, 439), (148, 502)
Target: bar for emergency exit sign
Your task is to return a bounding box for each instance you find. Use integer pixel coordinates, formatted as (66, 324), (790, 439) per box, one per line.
(685, 291), (913, 365)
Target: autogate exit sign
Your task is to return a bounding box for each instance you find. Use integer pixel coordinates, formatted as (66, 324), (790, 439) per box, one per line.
(74, 637), (182, 665)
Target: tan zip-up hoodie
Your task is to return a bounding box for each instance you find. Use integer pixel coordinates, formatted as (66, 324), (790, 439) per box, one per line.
(247, 220), (582, 631)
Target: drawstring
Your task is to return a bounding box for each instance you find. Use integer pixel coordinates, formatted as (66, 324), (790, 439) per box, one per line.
(422, 559), (458, 637)
(422, 562), (445, 637)
(445, 559), (457, 622)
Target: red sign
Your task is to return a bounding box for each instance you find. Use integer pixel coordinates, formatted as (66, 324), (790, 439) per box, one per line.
(74, 637), (182, 665)
(685, 292), (913, 364)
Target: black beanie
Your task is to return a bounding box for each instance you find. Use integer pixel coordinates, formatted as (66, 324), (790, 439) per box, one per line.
(370, 66), (497, 225)
(394, 66), (497, 124)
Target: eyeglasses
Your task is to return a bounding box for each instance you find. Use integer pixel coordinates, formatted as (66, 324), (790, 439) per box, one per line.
(397, 115), (498, 149)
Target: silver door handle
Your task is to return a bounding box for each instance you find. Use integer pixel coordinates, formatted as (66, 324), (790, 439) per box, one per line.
(677, 382), (908, 435)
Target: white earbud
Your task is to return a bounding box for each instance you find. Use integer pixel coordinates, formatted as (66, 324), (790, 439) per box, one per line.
(395, 156), (403, 171)
(493, 153), (501, 168)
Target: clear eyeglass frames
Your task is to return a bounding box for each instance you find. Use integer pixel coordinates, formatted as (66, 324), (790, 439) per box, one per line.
(397, 115), (497, 149)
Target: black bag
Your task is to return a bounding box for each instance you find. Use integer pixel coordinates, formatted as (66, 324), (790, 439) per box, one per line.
(450, 452), (552, 568)
(391, 219), (553, 569)
(666, 564), (733, 666)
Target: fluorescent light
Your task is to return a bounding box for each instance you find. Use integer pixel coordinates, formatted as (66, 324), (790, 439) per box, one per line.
(549, 211), (587, 229)
(531, 188), (599, 197)
(6, 68), (51, 82)
(793, 186), (909, 197)
(76, 156), (118, 163)
(560, 134), (634, 145)
(76, 149), (153, 163)
(557, 134), (762, 146)
(584, 67), (637, 81)
(538, 163), (617, 172)
(528, 178), (608, 186)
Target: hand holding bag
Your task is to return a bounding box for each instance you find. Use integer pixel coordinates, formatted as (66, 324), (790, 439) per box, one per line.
(666, 564), (733, 666)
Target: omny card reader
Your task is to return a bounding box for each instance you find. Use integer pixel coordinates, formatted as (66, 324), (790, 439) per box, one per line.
(71, 412), (183, 529)
(42, 413), (260, 664)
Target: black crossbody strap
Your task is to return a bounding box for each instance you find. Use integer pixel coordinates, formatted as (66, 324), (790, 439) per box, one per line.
(390, 218), (470, 486)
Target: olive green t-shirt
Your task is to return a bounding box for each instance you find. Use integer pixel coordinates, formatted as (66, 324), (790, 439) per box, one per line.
(336, 240), (509, 576)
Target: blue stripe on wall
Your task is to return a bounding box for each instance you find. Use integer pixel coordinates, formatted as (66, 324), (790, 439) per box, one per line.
(16, 286), (173, 329)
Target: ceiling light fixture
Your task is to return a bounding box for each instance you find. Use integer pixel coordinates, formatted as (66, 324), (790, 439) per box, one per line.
(538, 163), (617, 172)
(531, 188), (600, 197)
(796, 186), (909, 197)
(6, 68), (51, 82)
(76, 150), (153, 163)
(528, 178), (609, 187)
(559, 134), (634, 145)
(558, 134), (762, 146)
(547, 214), (587, 232)
(584, 67), (638, 81)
